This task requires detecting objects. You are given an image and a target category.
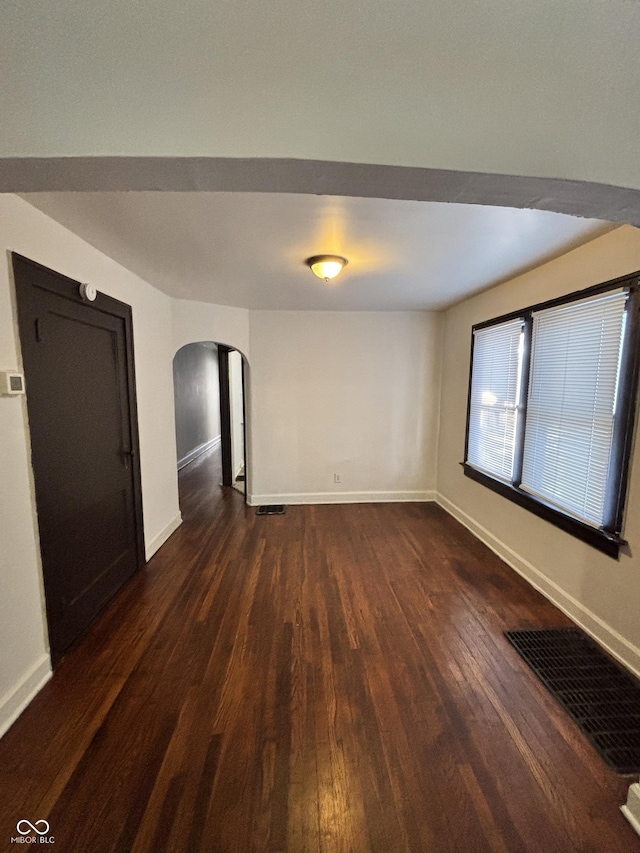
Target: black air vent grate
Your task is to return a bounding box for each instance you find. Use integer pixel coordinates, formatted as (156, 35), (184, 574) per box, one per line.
(505, 628), (640, 774)
(256, 505), (287, 516)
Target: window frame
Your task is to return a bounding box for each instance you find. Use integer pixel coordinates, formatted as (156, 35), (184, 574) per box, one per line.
(462, 271), (640, 558)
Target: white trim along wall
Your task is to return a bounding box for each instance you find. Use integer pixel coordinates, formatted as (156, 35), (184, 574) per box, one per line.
(177, 435), (222, 472)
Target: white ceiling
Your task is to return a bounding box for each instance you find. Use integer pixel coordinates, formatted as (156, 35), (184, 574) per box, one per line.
(22, 192), (612, 311)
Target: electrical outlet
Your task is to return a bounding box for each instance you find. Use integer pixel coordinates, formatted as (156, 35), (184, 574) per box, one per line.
(334, 473), (341, 484)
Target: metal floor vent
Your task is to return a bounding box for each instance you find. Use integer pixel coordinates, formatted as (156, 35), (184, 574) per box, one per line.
(256, 504), (287, 516)
(504, 628), (640, 774)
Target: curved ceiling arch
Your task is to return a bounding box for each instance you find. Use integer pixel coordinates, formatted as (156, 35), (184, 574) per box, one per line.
(3, 157), (640, 227)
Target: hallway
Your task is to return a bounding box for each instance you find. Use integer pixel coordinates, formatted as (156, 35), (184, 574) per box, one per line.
(0, 446), (637, 851)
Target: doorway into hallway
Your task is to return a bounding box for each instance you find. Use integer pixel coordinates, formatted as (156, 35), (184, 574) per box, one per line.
(173, 341), (247, 504)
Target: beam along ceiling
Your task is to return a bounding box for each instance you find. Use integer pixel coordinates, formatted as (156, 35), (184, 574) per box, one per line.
(3, 1), (640, 195)
(21, 193), (612, 311)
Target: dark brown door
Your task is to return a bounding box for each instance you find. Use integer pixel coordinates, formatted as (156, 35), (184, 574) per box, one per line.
(13, 254), (144, 663)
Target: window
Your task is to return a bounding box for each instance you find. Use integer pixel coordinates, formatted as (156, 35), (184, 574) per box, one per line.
(464, 273), (640, 558)
(466, 318), (523, 481)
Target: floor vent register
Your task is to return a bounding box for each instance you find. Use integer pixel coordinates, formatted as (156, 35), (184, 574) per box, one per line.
(504, 627), (640, 774)
(256, 505), (287, 516)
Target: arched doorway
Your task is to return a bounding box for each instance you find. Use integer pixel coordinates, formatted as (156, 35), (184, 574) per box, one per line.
(173, 341), (248, 500)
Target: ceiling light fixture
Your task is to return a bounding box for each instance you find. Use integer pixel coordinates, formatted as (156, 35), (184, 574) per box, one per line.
(306, 255), (348, 281)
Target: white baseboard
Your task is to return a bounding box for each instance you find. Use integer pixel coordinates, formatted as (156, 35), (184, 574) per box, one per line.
(622, 783), (640, 837)
(247, 490), (436, 507)
(436, 492), (640, 679)
(145, 513), (183, 561)
(0, 655), (52, 739)
(177, 435), (221, 471)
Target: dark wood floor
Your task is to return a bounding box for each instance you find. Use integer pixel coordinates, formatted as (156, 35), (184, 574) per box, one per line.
(0, 447), (637, 852)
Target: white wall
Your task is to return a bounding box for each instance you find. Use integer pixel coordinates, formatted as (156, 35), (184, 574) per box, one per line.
(0, 194), (182, 735)
(248, 310), (442, 504)
(437, 225), (640, 675)
(172, 298), (250, 358)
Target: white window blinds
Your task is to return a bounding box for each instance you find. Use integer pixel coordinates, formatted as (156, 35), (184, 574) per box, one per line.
(520, 289), (628, 527)
(467, 318), (523, 481)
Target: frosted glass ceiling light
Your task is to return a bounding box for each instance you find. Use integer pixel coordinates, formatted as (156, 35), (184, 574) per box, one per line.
(306, 255), (348, 281)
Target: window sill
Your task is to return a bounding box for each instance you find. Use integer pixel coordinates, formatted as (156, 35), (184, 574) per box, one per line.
(461, 462), (625, 559)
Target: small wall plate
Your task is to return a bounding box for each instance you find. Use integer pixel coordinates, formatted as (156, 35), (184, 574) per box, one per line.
(0, 371), (25, 396)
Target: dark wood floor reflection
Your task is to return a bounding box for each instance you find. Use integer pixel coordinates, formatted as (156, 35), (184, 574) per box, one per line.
(0, 447), (637, 852)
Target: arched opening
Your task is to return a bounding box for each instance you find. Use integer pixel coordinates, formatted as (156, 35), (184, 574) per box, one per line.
(172, 341), (248, 507)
